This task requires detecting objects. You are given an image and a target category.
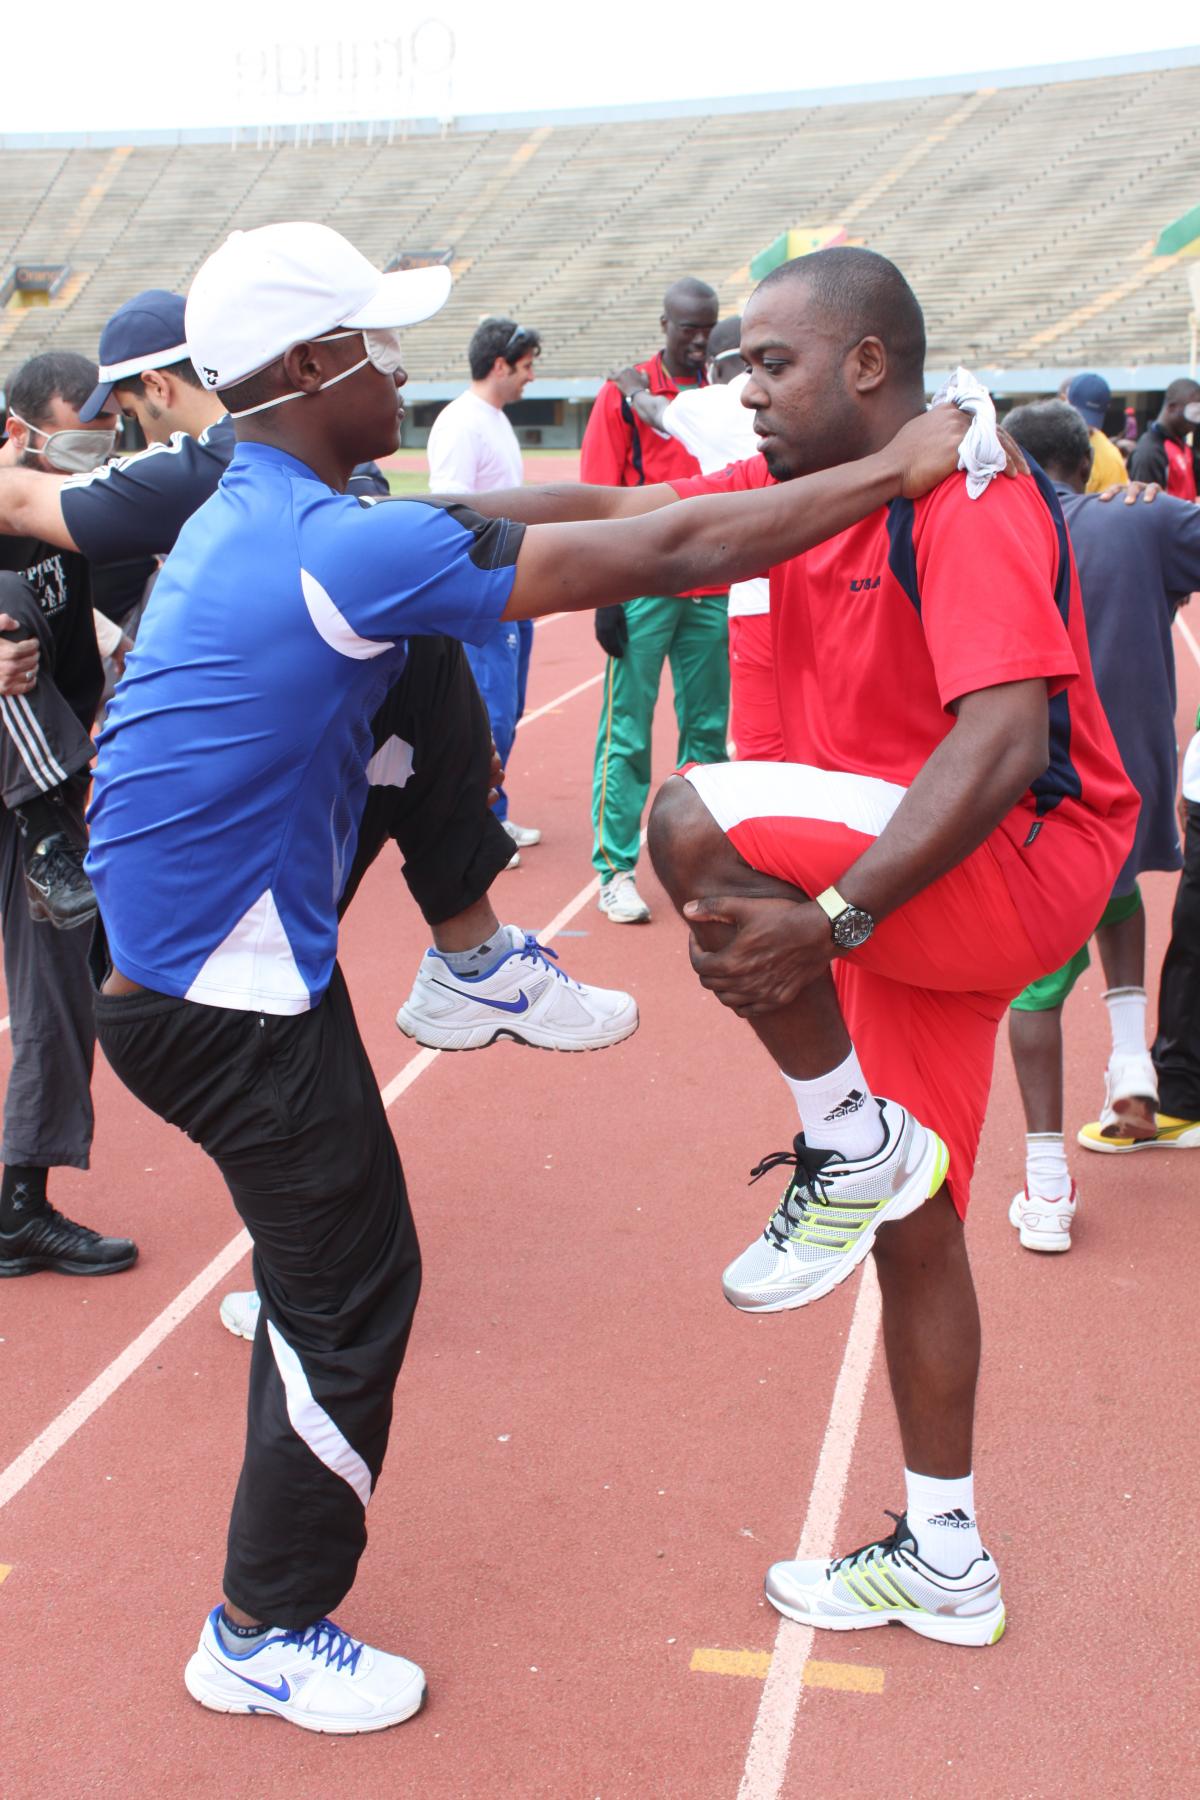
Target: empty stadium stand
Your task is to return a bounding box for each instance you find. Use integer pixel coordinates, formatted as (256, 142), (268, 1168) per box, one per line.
(2, 60), (1198, 390)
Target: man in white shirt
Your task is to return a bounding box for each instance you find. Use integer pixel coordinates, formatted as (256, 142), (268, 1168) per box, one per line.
(618, 317), (782, 760)
(426, 318), (542, 851)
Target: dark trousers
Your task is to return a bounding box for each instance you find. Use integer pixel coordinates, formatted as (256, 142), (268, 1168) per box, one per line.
(1152, 800), (1200, 1118)
(96, 968), (419, 1624)
(0, 787), (95, 1169)
(0, 576), (95, 808)
(93, 633), (511, 1625)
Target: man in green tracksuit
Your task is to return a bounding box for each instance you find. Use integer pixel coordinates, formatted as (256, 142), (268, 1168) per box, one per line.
(580, 277), (729, 923)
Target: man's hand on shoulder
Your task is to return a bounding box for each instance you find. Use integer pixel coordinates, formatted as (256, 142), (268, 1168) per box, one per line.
(609, 366), (650, 399)
(1098, 479), (1162, 504)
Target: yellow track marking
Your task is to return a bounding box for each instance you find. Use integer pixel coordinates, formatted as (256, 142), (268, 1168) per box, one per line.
(0, 1563), (12, 1585)
(690, 1648), (884, 1693)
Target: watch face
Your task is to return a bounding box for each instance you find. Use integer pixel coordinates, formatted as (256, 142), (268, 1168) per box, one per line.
(832, 906), (874, 949)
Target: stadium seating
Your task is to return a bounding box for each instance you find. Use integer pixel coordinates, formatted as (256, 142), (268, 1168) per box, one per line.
(2, 63), (1198, 379)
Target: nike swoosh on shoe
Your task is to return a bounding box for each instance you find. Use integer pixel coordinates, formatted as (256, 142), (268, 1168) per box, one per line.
(430, 982), (530, 1015)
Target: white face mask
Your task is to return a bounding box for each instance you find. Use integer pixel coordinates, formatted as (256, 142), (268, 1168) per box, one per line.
(9, 411), (116, 473)
(1184, 402), (1200, 426)
(228, 330), (405, 419)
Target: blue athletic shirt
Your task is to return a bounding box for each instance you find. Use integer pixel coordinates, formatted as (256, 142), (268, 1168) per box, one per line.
(86, 441), (522, 1014)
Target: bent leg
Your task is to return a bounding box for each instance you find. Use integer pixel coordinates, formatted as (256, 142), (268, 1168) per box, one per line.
(648, 771), (850, 1075)
(465, 622), (522, 823)
(340, 635), (512, 928)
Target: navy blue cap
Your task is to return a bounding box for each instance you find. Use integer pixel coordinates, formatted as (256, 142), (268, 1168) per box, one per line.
(79, 290), (190, 421)
(1066, 372), (1111, 432)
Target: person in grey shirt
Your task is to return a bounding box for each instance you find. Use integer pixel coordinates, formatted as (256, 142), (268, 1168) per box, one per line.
(1001, 399), (1200, 1251)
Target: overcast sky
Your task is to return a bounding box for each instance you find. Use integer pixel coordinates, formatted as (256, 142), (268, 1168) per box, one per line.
(5, 3), (1196, 135)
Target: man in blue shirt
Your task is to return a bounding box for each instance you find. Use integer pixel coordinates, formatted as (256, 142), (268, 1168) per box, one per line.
(89, 221), (970, 1731)
(0, 290), (637, 1061)
(1002, 399), (1200, 1251)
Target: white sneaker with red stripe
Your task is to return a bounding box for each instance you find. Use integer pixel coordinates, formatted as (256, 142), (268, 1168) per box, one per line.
(1008, 1183), (1076, 1253)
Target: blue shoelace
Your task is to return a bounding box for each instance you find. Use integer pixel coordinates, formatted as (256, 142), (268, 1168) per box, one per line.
(516, 933), (573, 983)
(280, 1619), (364, 1674)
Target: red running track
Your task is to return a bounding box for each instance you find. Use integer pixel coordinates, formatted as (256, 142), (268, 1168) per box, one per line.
(0, 608), (1197, 1798)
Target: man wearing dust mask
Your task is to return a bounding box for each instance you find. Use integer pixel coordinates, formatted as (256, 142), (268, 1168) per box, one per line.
(0, 350), (138, 1281)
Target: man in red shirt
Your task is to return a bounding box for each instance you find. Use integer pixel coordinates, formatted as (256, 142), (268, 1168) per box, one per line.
(641, 250), (1137, 1645)
(581, 277), (728, 924)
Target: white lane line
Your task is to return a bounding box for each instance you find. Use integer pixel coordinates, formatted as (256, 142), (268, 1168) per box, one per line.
(737, 1264), (882, 1800)
(0, 1229), (252, 1511)
(0, 867), (615, 1515)
(1176, 611), (1200, 673)
(516, 671), (603, 731)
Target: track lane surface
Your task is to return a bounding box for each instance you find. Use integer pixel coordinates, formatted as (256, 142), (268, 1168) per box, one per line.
(0, 609), (1196, 1798)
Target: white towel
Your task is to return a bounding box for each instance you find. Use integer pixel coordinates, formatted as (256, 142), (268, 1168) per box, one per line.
(930, 365), (1006, 500)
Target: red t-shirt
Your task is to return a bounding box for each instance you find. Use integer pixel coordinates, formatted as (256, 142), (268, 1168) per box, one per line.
(581, 353), (723, 598)
(670, 456), (1138, 965)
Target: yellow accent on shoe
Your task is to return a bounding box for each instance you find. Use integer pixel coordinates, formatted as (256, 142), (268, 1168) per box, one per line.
(927, 1135), (950, 1196)
(989, 1610), (1007, 1645)
(1078, 1113), (1200, 1153)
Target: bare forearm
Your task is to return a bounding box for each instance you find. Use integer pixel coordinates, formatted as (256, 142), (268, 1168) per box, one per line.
(0, 469), (76, 549)
(837, 685), (1049, 920)
(505, 449), (902, 617)
(434, 481), (672, 523)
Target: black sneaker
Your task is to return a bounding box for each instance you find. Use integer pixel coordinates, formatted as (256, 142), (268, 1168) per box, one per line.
(24, 832), (97, 930)
(0, 1189), (137, 1277)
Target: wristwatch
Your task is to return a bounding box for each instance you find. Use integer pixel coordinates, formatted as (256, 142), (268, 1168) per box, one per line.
(815, 885), (875, 951)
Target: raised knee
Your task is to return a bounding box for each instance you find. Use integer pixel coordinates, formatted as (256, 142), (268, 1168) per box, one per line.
(647, 775), (714, 889)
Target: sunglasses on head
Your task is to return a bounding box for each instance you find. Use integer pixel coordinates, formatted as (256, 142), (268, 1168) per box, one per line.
(504, 325), (538, 361)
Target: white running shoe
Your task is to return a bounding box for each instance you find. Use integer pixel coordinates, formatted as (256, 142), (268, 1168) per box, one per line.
(597, 872), (651, 924)
(220, 1289), (261, 1339)
(722, 1099), (949, 1313)
(184, 1605), (426, 1733)
(502, 846), (521, 870)
(1008, 1183), (1076, 1253)
(503, 820), (542, 848)
(396, 931), (638, 1051)
(764, 1513), (1006, 1648)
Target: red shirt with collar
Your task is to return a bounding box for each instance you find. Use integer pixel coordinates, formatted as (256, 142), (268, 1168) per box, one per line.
(670, 455), (1137, 968)
(581, 353), (724, 598)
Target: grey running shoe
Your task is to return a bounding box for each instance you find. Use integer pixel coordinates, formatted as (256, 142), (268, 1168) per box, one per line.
(765, 1511), (1006, 1647)
(722, 1098), (948, 1312)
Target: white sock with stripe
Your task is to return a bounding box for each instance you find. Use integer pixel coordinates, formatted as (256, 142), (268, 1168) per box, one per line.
(1024, 1132), (1072, 1202)
(904, 1469), (983, 1576)
(780, 1047), (882, 1161)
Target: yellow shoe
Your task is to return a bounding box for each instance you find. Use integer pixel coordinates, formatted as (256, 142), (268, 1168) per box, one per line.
(1077, 1113), (1200, 1153)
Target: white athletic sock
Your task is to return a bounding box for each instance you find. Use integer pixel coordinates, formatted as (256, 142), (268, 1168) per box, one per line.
(436, 923), (523, 980)
(904, 1469), (983, 1577)
(780, 1048), (883, 1161)
(1104, 986), (1148, 1060)
(1024, 1132), (1072, 1203)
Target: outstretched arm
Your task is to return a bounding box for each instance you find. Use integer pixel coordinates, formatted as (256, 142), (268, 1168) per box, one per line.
(0, 469), (79, 550)
(502, 405), (971, 620)
(429, 480), (677, 524)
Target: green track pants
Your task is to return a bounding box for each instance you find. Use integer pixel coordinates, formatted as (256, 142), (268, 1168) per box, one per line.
(591, 593), (729, 879)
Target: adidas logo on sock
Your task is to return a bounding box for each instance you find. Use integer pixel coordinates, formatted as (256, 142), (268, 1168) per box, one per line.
(926, 1508), (974, 1529)
(824, 1088), (866, 1121)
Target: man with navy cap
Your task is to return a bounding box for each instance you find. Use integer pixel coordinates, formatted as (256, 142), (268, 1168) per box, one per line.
(1065, 372), (1129, 494)
(85, 219), (969, 1731)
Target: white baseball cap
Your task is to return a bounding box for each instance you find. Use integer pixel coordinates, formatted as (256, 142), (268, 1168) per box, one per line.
(185, 221), (452, 392)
